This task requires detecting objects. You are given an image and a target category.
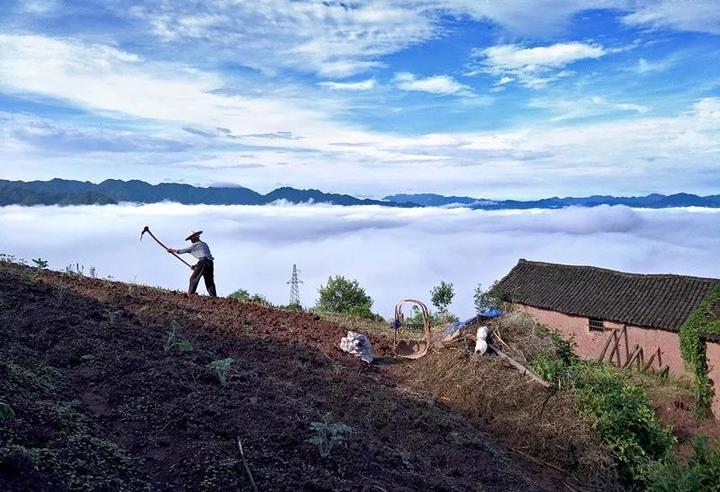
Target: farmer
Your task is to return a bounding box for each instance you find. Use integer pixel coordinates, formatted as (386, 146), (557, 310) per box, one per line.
(167, 231), (217, 297)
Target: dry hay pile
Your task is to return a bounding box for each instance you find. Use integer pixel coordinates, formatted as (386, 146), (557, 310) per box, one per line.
(396, 310), (620, 491)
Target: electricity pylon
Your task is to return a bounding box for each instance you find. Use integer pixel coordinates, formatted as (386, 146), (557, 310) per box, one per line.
(287, 264), (302, 306)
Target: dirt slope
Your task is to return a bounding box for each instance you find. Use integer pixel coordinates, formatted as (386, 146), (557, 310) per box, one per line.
(0, 263), (568, 491)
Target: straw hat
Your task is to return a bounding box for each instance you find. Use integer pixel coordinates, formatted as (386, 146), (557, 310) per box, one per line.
(185, 230), (203, 241)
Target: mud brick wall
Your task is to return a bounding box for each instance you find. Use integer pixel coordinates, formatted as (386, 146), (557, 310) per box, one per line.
(519, 305), (686, 376)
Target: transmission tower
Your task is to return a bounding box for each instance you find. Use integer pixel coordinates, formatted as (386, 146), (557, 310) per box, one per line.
(287, 264), (303, 306)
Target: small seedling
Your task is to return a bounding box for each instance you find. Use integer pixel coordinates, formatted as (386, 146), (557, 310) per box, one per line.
(0, 402), (15, 422)
(30, 258), (48, 281)
(307, 412), (351, 458)
(164, 322), (193, 353)
(208, 357), (234, 386)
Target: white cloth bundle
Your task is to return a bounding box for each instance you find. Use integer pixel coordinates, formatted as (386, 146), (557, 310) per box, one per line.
(339, 331), (374, 363)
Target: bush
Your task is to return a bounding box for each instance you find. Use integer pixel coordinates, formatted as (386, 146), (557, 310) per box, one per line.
(228, 289), (272, 306)
(531, 341), (674, 483)
(430, 281), (454, 317)
(646, 436), (720, 491)
(316, 276), (374, 319)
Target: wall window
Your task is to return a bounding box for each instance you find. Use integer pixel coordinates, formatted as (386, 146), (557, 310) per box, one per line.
(589, 318), (604, 331)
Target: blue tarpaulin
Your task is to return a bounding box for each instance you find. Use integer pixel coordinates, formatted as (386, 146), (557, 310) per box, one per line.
(442, 308), (503, 337)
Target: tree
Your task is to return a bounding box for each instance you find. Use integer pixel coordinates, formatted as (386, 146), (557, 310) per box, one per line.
(473, 281), (500, 314)
(316, 275), (374, 318)
(430, 281), (455, 316)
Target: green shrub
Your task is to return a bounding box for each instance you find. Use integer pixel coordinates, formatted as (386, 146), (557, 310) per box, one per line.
(228, 289), (272, 306)
(208, 357), (234, 386)
(316, 276), (375, 319)
(678, 286), (720, 416)
(307, 413), (351, 458)
(531, 340), (674, 483)
(646, 436), (720, 491)
(571, 363), (675, 481)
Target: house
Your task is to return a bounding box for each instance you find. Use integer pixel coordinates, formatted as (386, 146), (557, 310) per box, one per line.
(495, 259), (720, 414)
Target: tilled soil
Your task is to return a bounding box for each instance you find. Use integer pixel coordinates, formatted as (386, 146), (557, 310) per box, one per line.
(0, 263), (568, 491)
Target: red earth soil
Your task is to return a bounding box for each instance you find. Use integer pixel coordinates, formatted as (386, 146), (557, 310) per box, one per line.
(0, 264), (570, 491)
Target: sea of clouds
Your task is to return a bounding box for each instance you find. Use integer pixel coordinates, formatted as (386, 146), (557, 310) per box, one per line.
(1, 203), (718, 319)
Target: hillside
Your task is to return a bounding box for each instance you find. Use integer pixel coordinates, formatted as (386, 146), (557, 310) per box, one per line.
(0, 262), (570, 491)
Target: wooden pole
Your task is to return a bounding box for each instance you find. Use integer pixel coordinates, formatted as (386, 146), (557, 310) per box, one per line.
(597, 331), (615, 362)
(487, 343), (553, 388)
(622, 325), (630, 364)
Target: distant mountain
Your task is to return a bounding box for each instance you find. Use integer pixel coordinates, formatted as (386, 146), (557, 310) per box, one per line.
(384, 192), (720, 209)
(0, 179), (413, 207)
(0, 183), (116, 206)
(1, 179), (718, 209)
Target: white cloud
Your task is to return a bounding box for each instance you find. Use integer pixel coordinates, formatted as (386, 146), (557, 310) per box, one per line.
(473, 42), (607, 88)
(317, 79), (376, 91)
(1, 203), (719, 319)
(394, 72), (473, 96)
(622, 0), (720, 35)
(528, 96), (650, 121)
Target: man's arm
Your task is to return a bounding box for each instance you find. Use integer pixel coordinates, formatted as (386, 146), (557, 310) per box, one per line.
(167, 246), (192, 254)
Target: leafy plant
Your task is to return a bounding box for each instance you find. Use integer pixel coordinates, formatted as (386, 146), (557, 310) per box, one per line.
(678, 286), (720, 416)
(0, 402), (15, 421)
(30, 258), (48, 281)
(646, 436), (720, 491)
(430, 281), (455, 317)
(208, 357), (234, 386)
(307, 412), (351, 458)
(164, 322), (193, 353)
(316, 275), (374, 319)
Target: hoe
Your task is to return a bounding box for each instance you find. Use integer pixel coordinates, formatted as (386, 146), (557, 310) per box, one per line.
(140, 226), (193, 269)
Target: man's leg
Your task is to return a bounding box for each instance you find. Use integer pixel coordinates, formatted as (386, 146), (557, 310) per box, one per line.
(203, 260), (217, 297)
(188, 261), (205, 294)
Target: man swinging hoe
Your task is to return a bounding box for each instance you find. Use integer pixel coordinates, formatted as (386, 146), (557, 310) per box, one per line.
(141, 227), (217, 297)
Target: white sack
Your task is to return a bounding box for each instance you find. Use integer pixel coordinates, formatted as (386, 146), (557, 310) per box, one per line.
(475, 326), (489, 355)
(340, 331), (374, 363)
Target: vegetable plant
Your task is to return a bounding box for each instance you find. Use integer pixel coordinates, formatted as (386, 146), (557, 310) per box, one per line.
(208, 357), (234, 386)
(307, 412), (351, 458)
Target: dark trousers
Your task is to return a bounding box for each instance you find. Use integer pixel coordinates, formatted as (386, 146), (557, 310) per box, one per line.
(189, 258), (217, 297)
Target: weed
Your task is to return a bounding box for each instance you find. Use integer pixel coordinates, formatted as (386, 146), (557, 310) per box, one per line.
(208, 357), (234, 386)
(105, 309), (123, 325)
(0, 401), (15, 421)
(30, 258), (48, 281)
(64, 263), (85, 277)
(55, 283), (70, 304)
(646, 436), (720, 490)
(164, 321), (193, 353)
(307, 412), (351, 458)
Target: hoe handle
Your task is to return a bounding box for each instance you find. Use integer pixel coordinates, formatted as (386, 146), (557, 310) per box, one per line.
(141, 226), (193, 269)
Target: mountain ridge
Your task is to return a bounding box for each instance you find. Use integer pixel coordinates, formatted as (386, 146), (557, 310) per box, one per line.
(1, 179), (718, 209)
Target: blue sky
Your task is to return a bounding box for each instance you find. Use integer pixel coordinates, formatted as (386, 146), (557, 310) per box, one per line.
(0, 0), (719, 198)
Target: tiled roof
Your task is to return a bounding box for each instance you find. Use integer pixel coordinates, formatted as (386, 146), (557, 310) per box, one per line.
(496, 259), (720, 331)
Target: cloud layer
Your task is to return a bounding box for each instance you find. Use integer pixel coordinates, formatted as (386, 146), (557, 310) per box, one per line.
(1, 204), (718, 319)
